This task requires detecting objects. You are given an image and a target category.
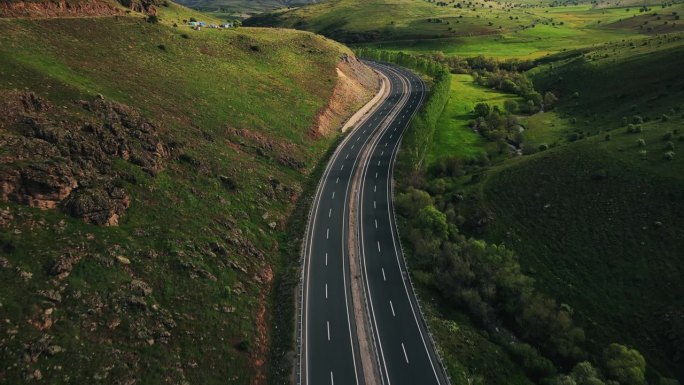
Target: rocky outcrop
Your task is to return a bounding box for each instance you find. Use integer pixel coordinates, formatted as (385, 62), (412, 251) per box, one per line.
(0, 0), (162, 18)
(116, 0), (162, 15)
(0, 0), (121, 18)
(0, 91), (170, 225)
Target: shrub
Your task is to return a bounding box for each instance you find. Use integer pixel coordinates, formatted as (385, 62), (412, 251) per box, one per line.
(157, 44), (166, 51)
(181, 33), (190, 39)
(568, 132), (580, 141)
(236, 339), (251, 352)
(661, 114), (670, 122)
(664, 151), (675, 160)
(474, 102), (491, 117)
(539, 143), (549, 151)
(632, 115), (644, 124)
(508, 343), (557, 379)
(544, 91), (558, 109)
(603, 344), (646, 385)
(504, 99), (518, 113)
(662, 132), (673, 141)
(665, 141), (675, 150)
(639, 150), (648, 159)
(636, 138), (646, 147)
(605, 134), (611, 141)
(147, 15), (159, 24)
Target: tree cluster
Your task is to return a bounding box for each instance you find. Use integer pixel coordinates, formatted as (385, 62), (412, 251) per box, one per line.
(395, 181), (652, 384)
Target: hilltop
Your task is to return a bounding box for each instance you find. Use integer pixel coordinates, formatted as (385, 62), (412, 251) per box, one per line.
(0, 2), (378, 384)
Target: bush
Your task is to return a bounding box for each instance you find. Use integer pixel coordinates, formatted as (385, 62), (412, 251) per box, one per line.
(509, 343), (557, 379)
(664, 151), (675, 160)
(665, 141), (675, 150)
(626, 124), (642, 134)
(181, 33), (190, 39)
(147, 15), (159, 24)
(632, 115), (644, 124)
(544, 91), (558, 109)
(636, 138), (646, 147)
(474, 102), (491, 117)
(605, 134), (611, 141)
(662, 132), (673, 141)
(639, 150), (648, 159)
(661, 114), (670, 122)
(539, 143), (549, 151)
(504, 99), (518, 113)
(603, 344), (646, 385)
(568, 133), (580, 142)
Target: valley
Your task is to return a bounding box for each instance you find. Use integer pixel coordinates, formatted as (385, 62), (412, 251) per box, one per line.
(1, 0), (682, 384)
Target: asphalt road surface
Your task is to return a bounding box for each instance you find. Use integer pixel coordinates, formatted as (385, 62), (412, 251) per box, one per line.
(300, 61), (449, 385)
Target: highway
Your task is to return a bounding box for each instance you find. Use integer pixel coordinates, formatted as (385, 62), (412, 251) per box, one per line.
(300, 61), (449, 385)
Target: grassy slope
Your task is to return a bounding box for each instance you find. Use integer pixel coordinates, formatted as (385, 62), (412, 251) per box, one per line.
(247, 0), (684, 58)
(473, 41), (684, 380)
(427, 73), (519, 165)
(0, 11), (356, 385)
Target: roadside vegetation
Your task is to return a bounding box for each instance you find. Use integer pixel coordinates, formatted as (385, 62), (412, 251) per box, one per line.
(390, 39), (683, 385)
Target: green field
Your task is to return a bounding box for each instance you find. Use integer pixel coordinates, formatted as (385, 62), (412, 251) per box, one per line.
(247, 0), (684, 58)
(0, 9), (364, 385)
(426, 74), (512, 164)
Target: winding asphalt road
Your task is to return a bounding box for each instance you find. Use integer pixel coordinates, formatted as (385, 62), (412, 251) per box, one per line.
(300, 62), (449, 385)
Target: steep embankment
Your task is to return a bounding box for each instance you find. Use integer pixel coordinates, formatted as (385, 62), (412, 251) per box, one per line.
(0, 8), (378, 385)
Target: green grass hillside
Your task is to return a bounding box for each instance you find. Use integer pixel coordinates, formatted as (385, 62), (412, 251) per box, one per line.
(476, 41), (684, 381)
(410, 38), (684, 382)
(0, 9), (375, 385)
(246, 0), (683, 58)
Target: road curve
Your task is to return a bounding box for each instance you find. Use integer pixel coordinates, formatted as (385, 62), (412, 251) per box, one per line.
(299, 61), (448, 385)
(357, 63), (449, 385)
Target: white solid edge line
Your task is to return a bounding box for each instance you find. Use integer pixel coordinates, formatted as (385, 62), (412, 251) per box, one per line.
(384, 70), (443, 383)
(357, 63), (414, 385)
(302, 62), (393, 385)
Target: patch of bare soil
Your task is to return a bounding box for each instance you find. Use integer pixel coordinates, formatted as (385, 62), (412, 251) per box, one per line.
(251, 265), (274, 385)
(309, 54), (380, 138)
